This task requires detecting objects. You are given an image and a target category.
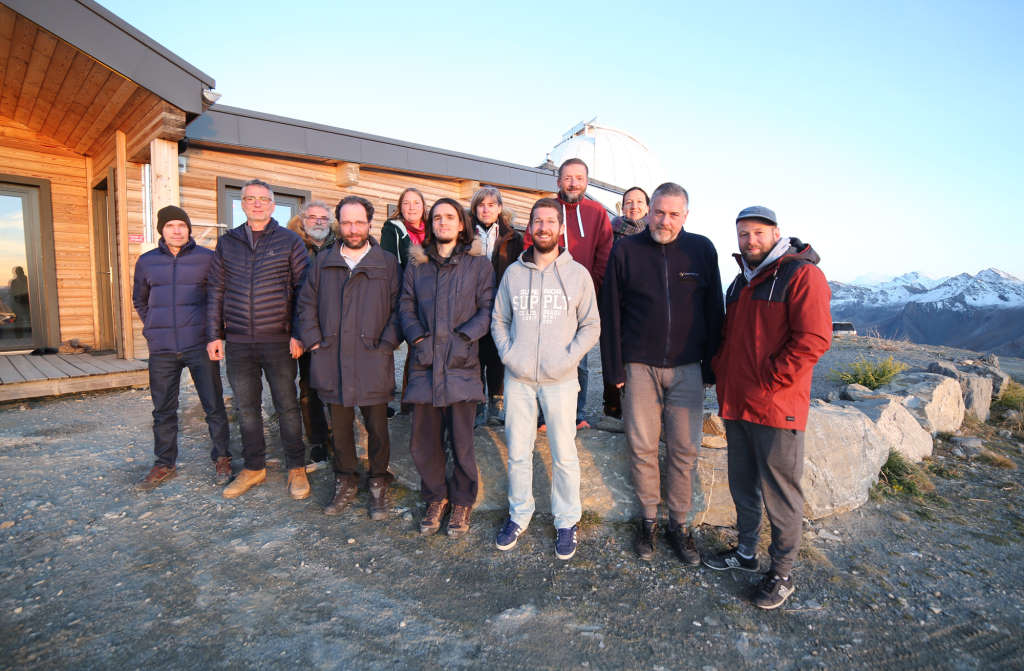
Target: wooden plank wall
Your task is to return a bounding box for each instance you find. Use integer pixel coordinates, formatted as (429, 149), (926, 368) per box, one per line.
(180, 147), (552, 245)
(0, 118), (93, 345)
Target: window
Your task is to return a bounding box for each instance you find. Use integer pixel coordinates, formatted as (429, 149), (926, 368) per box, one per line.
(213, 177), (311, 245)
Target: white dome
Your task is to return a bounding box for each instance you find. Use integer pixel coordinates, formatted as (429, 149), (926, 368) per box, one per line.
(547, 120), (666, 197)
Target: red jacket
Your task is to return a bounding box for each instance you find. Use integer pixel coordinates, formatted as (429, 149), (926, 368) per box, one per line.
(524, 196), (613, 291)
(713, 240), (832, 431)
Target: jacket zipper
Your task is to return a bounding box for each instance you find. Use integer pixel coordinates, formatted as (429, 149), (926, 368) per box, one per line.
(662, 245), (671, 363)
(171, 251), (179, 353)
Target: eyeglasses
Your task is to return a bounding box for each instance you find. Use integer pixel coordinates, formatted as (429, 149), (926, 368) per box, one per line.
(241, 196), (273, 204)
(304, 216), (331, 224)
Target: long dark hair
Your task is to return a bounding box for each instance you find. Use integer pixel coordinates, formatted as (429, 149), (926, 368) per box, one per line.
(424, 197), (475, 247)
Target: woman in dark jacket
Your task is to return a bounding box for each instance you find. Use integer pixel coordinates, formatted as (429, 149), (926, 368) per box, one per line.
(398, 198), (495, 539)
(468, 185), (523, 426)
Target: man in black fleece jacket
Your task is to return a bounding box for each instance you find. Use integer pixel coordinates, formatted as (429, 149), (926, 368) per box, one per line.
(599, 182), (724, 564)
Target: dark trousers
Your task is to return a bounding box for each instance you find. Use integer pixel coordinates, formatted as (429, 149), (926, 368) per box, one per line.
(297, 351), (330, 446)
(329, 403), (391, 479)
(478, 333), (504, 398)
(225, 341), (305, 470)
(148, 348), (229, 467)
(410, 401), (477, 506)
(724, 419), (805, 577)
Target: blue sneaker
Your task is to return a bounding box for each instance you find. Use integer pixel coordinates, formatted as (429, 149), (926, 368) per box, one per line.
(495, 518), (524, 551)
(555, 524), (579, 560)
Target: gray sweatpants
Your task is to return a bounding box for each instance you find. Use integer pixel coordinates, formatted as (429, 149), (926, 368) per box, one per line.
(724, 418), (805, 577)
(622, 362), (703, 523)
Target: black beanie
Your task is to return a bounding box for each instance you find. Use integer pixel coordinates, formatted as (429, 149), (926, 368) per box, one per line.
(157, 205), (192, 235)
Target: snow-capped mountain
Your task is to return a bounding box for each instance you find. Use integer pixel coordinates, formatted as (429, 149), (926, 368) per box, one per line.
(830, 268), (1024, 356)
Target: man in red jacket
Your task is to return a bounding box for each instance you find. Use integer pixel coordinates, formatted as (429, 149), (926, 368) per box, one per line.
(526, 158), (613, 427)
(707, 206), (831, 610)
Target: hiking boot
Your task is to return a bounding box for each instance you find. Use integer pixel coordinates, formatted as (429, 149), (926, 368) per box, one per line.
(367, 477), (390, 521)
(420, 499), (449, 535)
(214, 457), (232, 486)
(666, 524), (700, 566)
(753, 572), (795, 610)
(137, 464), (176, 491)
(634, 518), (657, 560)
(447, 504), (472, 538)
(495, 518), (525, 551)
(703, 547), (761, 573)
(287, 467), (311, 500)
(324, 475), (358, 515)
(555, 524), (579, 560)
(222, 468), (266, 499)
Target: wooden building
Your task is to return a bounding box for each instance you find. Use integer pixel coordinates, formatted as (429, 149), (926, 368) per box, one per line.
(0, 0), (555, 397)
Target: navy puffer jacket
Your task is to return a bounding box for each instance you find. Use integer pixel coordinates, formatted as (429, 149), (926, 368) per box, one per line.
(132, 238), (214, 354)
(206, 219), (308, 344)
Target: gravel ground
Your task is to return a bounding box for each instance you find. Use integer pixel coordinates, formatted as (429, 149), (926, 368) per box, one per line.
(1, 336), (1023, 669)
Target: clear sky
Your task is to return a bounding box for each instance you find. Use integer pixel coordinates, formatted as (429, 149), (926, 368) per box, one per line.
(99, 0), (1023, 283)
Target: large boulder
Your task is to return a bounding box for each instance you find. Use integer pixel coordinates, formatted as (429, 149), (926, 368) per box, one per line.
(959, 361), (1011, 397)
(802, 401), (889, 519)
(838, 396), (934, 462)
(691, 445), (735, 527)
(927, 361), (995, 422)
(877, 372), (965, 435)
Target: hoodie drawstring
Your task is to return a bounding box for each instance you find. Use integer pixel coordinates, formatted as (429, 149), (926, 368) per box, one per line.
(561, 204), (584, 249)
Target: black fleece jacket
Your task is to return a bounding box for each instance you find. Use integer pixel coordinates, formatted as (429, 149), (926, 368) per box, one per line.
(599, 227), (725, 385)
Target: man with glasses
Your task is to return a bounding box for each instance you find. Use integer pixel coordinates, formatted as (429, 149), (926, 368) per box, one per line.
(207, 178), (310, 501)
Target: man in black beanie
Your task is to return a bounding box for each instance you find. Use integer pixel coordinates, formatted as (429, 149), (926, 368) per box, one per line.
(133, 204), (231, 489)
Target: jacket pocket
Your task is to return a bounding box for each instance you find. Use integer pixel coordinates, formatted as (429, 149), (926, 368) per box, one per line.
(412, 336), (434, 369)
(538, 346), (575, 381)
(448, 333), (475, 370)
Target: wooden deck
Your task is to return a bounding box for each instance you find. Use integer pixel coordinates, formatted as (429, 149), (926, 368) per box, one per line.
(0, 352), (148, 403)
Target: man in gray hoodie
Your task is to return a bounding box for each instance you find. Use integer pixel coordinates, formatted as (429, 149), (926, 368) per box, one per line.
(490, 198), (601, 561)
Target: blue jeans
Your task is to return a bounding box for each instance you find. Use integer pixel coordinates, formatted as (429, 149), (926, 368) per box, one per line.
(148, 347), (229, 467)
(577, 348), (590, 423)
(504, 374), (581, 529)
(225, 341), (305, 470)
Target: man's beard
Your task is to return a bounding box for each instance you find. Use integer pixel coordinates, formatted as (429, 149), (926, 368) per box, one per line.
(741, 249), (769, 267)
(343, 234), (368, 249)
(650, 227), (679, 245)
(308, 229), (330, 242)
(433, 232), (457, 245)
(558, 189), (582, 204)
(533, 236), (559, 254)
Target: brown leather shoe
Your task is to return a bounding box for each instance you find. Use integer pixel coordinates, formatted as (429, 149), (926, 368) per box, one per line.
(368, 477), (389, 521)
(324, 475), (359, 515)
(419, 498), (449, 535)
(222, 468), (266, 499)
(137, 464), (176, 491)
(287, 467), (311, 500)
(447, 504), (471, 538)
(214, 457), (232, 486)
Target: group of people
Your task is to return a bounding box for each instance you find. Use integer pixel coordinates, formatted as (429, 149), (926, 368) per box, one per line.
(131, 157), (831, 610)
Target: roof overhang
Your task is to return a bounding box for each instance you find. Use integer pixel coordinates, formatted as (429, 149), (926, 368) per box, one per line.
(3, 0), (214, 117)
(186, 105), (557, 193)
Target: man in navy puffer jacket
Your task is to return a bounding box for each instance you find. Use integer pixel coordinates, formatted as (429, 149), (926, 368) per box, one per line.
(133, 205), (230, 490)
(206, 179), (309, 501)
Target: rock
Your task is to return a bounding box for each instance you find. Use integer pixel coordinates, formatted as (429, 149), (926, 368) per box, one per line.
(998, 429), (1013, 439)
(926, 362), (994, 422)
(691, 446), (735, 527)
(981, 353), (1000, 368)
(801, 401), (889, 519)
(961, 374), (993, 422)
(952, 436), (984, 449)
(877, 373), (965, 435)
(839, 383), (890, 402)
(839, 396), (933, 462)
(702, 413), (726, 437)
(826, 391), (840, 403)
(959, 362), (1011, 397)
(1004, 409), (1022, 425)
(927, 361), (961, 380)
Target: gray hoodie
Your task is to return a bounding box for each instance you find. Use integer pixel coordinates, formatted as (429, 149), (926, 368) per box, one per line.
(491, 247), (601, 385)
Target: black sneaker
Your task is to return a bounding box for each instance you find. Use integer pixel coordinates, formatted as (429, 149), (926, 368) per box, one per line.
(666, 524), (700, 566)
(753, 572), (795, 610)
(633, 518), (656, 560)
(703, 547), (761, 572)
